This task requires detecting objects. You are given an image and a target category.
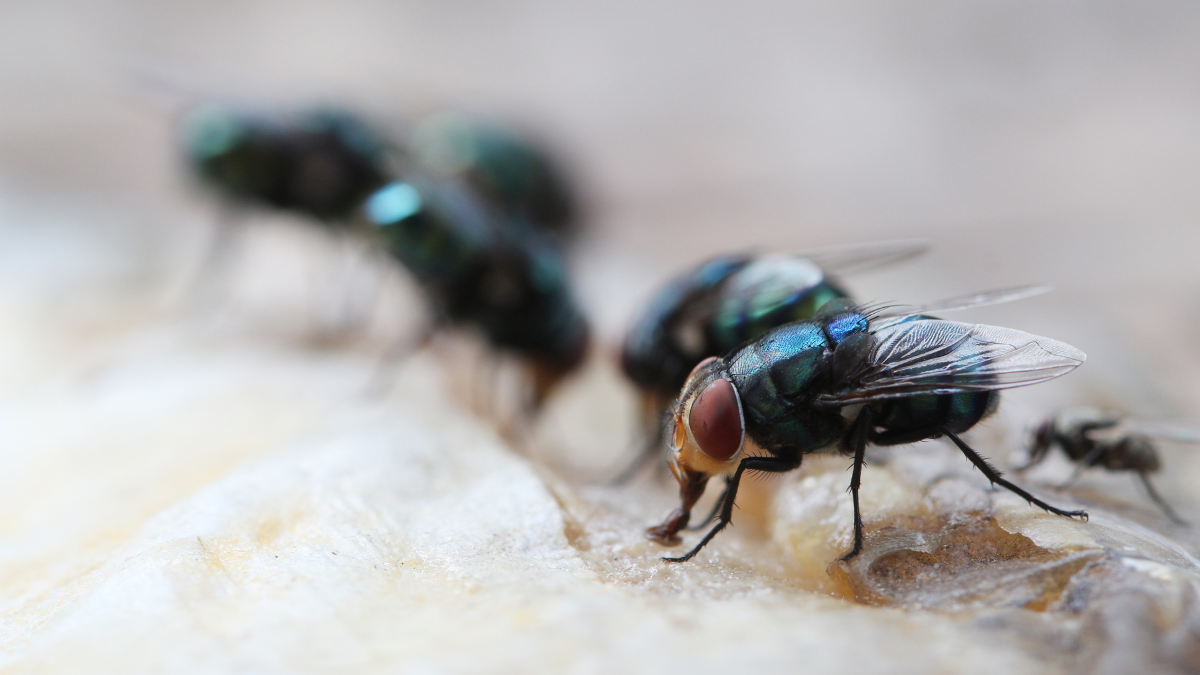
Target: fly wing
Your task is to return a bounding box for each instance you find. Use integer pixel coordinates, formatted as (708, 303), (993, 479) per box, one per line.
(799, 240), (929, 275)
(818, 318), (1086, 405)
(876, 285), (1051, 318)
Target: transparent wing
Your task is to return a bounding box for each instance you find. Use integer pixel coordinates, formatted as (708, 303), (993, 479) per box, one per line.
(819, 319), (1085, 405)
(876, 285), (1051, 318)
(798, 240), (929, 275)
(1094, 420), (1200, 444)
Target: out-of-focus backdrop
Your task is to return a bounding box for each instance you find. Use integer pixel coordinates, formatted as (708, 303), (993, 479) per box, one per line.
(3, 2), (1200, 672)
(4, 0), (1200, 405)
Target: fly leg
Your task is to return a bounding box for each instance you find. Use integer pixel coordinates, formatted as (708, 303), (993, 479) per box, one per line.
(610, 431), (664, 485)
(330, 234), (386, 335)
(1137, 471), (1188, 525)
(841, 407), (873, 561)
(611, 395), (673, 485)
(942, 429), (1088, 520)
(183, 205), (244, 310)
(662, 454), (800, 563)
(685, 476), (732, 531)
(1056, 445), (1106, 490)
(362, 322), (439, 397)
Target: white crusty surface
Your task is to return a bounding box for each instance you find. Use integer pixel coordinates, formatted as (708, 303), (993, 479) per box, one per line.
(1, 191), (1199, 675)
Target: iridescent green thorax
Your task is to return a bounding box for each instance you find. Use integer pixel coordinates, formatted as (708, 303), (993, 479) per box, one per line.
(725, 309), (1004, 455)
(368, 178), (492, 290)
(621, 255), (749, 395)
(726, 313), (862, 453)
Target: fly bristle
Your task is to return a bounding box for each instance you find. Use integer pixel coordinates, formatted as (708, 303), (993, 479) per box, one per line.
(858, 301), (905, 321)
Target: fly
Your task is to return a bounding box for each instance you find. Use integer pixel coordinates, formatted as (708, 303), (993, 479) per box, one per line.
(645, 290), (1086, 563)
(617, 242), (928, 482)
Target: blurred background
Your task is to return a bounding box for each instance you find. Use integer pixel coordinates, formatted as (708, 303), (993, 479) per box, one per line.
(3, 0), (1200, 399)
(2, 0), (1200, 456)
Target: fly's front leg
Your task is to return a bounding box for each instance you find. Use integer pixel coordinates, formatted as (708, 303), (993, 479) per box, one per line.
(662, 454), (800, 564)
(613, 395), (674, 485)
(685, 476), (732, 531)
(646, 469), (710, 547)
(840, 407), (873, 562)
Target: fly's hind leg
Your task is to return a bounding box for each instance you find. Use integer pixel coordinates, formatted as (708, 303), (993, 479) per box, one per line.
(662, 454), (800, 563)
(361, 322), (439, 397)
(941, 428), (1088, 520)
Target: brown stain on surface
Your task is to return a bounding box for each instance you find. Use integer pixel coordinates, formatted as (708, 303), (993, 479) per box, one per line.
(830, 513), (1100, 611)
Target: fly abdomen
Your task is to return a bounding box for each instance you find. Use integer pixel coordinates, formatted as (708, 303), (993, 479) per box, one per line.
(620, 255), (749, 395)
(876, 391), (998, 436)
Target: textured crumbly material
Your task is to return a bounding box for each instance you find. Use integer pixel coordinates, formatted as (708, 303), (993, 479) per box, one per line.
(0, 209), (1198, 674)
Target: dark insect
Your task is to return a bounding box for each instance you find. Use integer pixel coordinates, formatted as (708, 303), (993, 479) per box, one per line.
(183, 104), (393, 222)
(411, 112), (577, 237)
(363, 176), (589, 408)
(645, 291), (1087, 563)
(180, 102), (589, 407)
(617, 243), (924, 482)
(1023, 408), (1196, 524)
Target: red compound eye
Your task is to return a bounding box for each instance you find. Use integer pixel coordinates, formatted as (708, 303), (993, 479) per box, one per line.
(689, 378), (743, 461)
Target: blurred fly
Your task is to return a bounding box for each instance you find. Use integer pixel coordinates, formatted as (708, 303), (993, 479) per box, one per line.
(617, 242), (927, 482)
(183, 104), (393, 223)
(1024, 408), (1196, 524)
(363, 173), (588, 410)
(645, 289), (1086, 563)
(411, 112), (578, 238)
(181, 102), (588, 409)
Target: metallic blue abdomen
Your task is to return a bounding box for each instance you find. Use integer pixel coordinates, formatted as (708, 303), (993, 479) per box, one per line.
(877, 392), (998, 436)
